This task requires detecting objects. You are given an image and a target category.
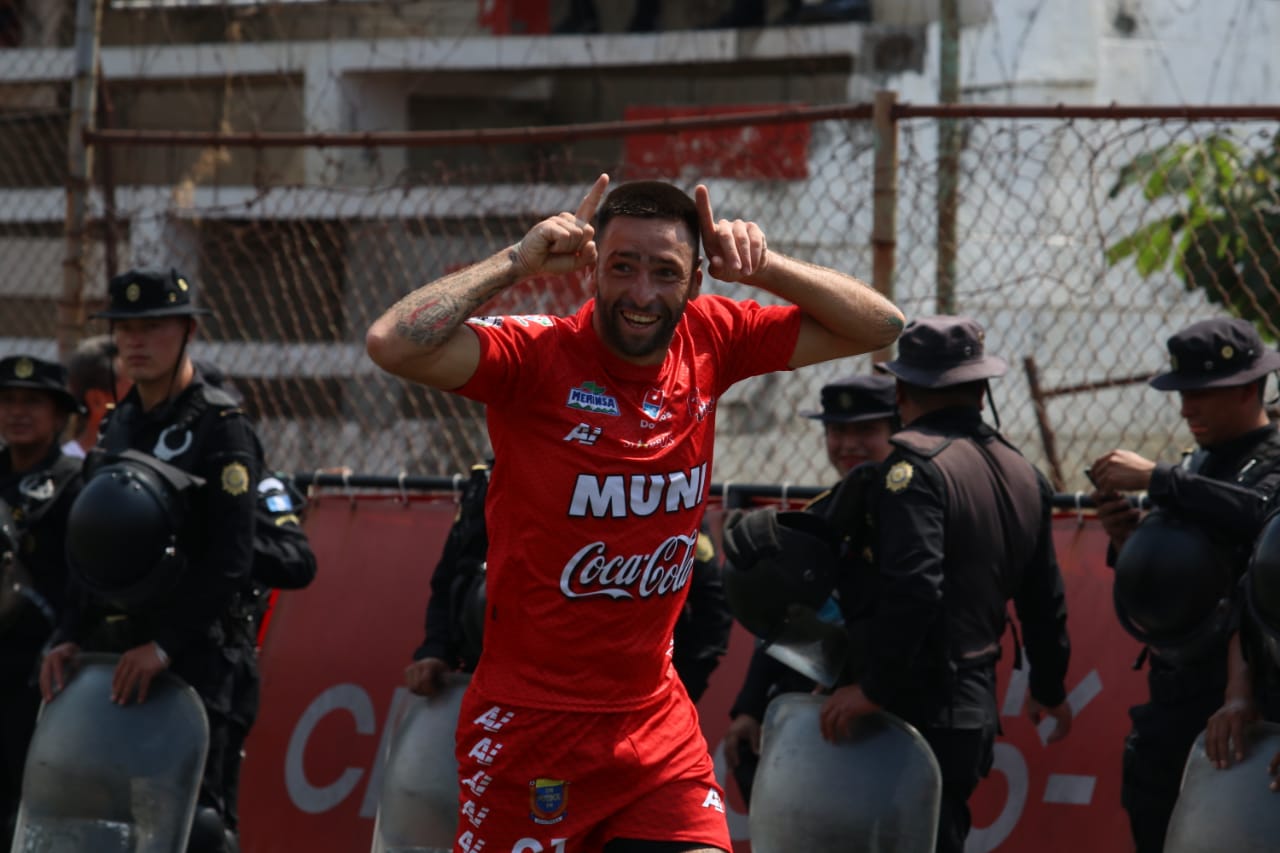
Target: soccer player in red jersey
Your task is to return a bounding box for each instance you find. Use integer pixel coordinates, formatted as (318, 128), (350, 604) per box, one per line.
(366, 175), (904, 853)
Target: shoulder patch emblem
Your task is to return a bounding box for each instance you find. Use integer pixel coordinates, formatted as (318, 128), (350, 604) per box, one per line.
(695, 531), (715, 563)
(885, 460), (914, 493)
(221, 462), (250, 496)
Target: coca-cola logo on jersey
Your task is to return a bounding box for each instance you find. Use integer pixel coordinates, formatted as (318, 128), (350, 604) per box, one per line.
(559, 531), (698, 600)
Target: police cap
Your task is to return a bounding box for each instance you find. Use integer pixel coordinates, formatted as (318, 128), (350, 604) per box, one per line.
(1149, 318), (1280, 392)
(93, 268), (214, 321)
(800, 374), (896, 424)
(877, 316), (1007, 389)
(0, 355), (82, 413)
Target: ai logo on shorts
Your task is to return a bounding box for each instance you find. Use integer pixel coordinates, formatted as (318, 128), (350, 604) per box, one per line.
(529, 777), (569, 825)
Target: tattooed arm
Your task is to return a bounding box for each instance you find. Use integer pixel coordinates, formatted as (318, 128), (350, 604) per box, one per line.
(366, 175), (609, 390)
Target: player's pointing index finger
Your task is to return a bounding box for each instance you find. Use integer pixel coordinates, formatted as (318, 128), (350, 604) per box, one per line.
(694, 185), (717, 242)
(575, 173), (610, 224)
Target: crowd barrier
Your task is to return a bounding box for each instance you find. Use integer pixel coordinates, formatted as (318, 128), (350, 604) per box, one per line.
(238, 490), (1146, 853)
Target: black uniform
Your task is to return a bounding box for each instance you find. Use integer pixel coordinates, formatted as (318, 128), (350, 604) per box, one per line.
(414, 461), (732, 701)
(1119, 426), (1280, 853)
(58, 375), (260, 837)
(865, 408), (1070, 853)
(0, 445), (81, 841)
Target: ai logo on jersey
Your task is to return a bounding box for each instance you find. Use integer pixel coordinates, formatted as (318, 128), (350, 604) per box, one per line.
(564, 423), (603, 445)
(530, 778), (569, 825)
(566, 382), (620, 416)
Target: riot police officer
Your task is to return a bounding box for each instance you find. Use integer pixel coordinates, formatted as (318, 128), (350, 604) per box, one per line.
(39, 267), (260, 853)
(722, 373), (896, 805)
(0, 356), (83, 846)
(1089, 317), (1280, 852)
(820, 316), (1073, 853)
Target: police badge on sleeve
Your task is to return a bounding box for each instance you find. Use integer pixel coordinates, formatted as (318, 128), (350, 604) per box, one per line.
(885, 461), (914, 493)
(221, 462), (250, 496)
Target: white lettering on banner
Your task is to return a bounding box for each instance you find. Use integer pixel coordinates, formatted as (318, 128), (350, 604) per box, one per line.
(966, 661), (1105, 852)
(966, 743), (1028, 853)
(283, 685), (418, 819)
(285, 684), (376, 814)
(567, 464), (706, 519)
(560, 532), (698, 600)
(459, 830), (486, 852)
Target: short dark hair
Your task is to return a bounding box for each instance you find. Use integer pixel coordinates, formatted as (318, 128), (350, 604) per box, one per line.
(595, 181), (701, 259)
(66, 334), (118, 399)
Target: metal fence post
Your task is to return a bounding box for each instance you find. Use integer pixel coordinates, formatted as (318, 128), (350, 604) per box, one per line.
(872, 89), (898, 364)
(60, 0), (103, 360)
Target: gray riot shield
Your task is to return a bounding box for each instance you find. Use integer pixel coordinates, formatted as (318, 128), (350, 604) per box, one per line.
(370, 674), (470, 853)
(1164, 721), (1280, 853)
(11, 652), (208, 853)
(749, 694), (941, 853)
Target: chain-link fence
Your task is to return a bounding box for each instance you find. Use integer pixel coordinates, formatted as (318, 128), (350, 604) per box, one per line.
(6, 57), (1278, 487)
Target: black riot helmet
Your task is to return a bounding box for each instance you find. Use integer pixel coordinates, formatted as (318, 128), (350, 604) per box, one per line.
(722, 508), (842, 641)
(1246, 510), (1280, 669)
(66, 450), (203, 610)
(1114, 511), (1235, 664)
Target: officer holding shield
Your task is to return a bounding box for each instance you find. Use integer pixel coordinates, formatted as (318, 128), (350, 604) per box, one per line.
(1089, 317), (1280, 852)
(39, 268), (260, 853)
(820, 316), (1072, 853)
(0, 356), (83, 846)
(722, 373), (896, 804)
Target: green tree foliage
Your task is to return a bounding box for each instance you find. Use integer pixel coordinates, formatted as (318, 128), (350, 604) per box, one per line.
(1106, 132), (1280, 331)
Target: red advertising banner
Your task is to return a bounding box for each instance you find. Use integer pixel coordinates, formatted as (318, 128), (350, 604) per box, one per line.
(239, 497), (1144, 852)
(622, 105), (811, 181)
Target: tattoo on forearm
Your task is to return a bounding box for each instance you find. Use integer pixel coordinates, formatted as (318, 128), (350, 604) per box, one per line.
(392, 257), (518, 348)
(886, 313), (905, 332)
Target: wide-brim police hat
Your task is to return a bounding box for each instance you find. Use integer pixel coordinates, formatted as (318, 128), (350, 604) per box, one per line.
(877, 316), (1007, 389)
(1148, 318), (1280, 391)
(0, 355), (83, 414)
(92, 267), (214, 321)
(800, 374), (896, 424)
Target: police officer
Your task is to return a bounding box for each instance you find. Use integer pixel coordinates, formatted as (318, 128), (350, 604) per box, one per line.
(1088, 317), (1280, 852)
(0, 356), (83, 846)
(723, 373), (896, 804)
(819, 316), (1073, 853)
(405, 458), (733, 702)
(39, 267), (261, 853)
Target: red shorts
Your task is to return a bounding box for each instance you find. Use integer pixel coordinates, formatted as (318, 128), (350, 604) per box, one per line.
(453, 681), (729, 853)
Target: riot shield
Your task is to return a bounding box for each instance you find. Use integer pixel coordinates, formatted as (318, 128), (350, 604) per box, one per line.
(370, 674), (470, 853)
(11, 652), (208, 853)
(1164, 721), (1280, 853)
(749, 694), (941, 853)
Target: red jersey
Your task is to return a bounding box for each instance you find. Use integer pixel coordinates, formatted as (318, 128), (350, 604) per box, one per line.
(456, 294), (801, 711)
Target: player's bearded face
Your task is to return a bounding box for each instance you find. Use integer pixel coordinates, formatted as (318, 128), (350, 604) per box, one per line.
(592, 217), (700, 365)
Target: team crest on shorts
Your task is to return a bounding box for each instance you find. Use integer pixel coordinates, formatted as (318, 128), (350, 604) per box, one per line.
(529, 777), (569, 825)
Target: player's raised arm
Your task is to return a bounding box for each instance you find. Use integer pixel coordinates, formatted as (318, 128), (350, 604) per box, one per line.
(366, 174), (609, 389)
(694, 184), (904, 369)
